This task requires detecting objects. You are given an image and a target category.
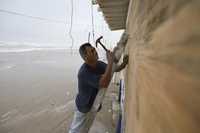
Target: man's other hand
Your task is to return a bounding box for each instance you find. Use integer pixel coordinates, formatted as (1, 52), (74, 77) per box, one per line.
(123, 55), (129, 65)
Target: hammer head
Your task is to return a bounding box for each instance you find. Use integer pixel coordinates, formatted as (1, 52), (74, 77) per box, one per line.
(95, 36), (103, 48)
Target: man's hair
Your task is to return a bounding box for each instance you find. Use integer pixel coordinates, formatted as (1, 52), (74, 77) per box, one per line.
(79, 43), (92, 60)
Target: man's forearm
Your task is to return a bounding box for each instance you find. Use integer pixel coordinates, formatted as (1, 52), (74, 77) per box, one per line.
(99, 61), (113, 88)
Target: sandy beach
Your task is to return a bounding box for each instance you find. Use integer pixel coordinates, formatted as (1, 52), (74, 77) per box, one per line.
(0, 49), (115, 133)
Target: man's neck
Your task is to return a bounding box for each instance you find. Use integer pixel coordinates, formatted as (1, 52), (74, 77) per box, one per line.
(85, 61), (97, 69)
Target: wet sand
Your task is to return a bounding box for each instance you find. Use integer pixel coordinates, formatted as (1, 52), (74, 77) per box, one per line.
(0, 49), (115, 133)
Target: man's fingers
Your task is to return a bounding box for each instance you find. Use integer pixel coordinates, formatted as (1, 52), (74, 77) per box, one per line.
(123, 55), (129, 63)
(88, 49), (94, 57)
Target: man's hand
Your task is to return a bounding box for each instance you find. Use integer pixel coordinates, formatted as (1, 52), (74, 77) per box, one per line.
(114, 55), (129, 72)
(106, 50), (114, 64)
(123, 55), (129, 64)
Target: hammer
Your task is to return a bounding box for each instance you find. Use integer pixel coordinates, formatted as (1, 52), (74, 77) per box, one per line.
(95, 36), (108, 52)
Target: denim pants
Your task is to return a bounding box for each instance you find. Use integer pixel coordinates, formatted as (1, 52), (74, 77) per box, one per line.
(68, 107), (97, 133)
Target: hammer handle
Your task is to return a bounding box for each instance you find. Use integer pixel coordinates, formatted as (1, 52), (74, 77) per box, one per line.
(99, 42), (108, 51)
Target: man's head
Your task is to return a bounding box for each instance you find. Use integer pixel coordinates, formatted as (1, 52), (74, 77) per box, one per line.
(79, 43), (98, 64)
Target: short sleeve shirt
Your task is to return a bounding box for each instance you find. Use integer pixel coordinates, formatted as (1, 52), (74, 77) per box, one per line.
(75, 61), (107, 113)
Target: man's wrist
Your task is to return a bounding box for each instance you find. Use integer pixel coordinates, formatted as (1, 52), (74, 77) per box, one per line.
(108, 60), (113, 65)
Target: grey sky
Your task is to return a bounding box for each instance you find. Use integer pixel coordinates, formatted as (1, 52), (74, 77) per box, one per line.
(0, 0), (122, 48)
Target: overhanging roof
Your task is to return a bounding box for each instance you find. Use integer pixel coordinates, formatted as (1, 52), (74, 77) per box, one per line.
(96, 0), (130, 30)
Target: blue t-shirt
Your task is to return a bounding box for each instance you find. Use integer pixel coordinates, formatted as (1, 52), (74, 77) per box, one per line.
(75, 61), (107, 113)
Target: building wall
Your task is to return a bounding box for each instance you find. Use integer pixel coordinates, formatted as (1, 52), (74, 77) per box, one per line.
(124, 0), (200, 133)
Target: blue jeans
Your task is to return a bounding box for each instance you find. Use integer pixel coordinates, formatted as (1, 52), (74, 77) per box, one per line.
(68, 107), (97, 133)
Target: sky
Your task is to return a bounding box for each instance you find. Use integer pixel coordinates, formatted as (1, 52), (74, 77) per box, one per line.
(0, 0), (123, 48)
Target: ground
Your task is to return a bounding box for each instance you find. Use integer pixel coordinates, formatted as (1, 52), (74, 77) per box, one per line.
(0, 50), (119, 133)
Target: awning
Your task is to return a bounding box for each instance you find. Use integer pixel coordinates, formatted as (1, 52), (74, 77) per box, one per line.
(96, 0), (130, 30)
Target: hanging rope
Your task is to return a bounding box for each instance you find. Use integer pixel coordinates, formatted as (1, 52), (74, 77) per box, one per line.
(88, 32), (91, 43)
(90, 0), (95, 44)
(0, 9), (66, 23)
(69, 0), (74, 54)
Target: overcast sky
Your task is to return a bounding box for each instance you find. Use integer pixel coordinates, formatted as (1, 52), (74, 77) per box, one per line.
(0, 0), (123, 48)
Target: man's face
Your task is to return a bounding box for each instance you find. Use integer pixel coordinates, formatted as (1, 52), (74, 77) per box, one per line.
(84, 46), (98, 63)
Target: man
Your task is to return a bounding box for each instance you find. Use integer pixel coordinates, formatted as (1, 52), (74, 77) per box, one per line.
(69, 43), (128, 133)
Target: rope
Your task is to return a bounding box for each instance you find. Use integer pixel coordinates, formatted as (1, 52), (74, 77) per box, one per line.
(69, 0), (74, 54)
(90, 0), (95, 44)
(88, 32), (91, 43)
(0, 9), (66, 23)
